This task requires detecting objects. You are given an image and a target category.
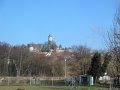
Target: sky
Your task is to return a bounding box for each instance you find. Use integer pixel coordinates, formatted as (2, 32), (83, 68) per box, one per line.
(0, 0), (118, 50)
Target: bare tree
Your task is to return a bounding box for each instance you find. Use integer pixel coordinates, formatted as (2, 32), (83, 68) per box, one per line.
(107, 8), (120, 76)
(72, 45), (91, 75)
(0, 42), (11, 76)
(10, 45), (30, 76)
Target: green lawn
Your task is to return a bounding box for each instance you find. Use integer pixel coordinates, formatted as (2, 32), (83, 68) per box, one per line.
(0, 86), (108, 90)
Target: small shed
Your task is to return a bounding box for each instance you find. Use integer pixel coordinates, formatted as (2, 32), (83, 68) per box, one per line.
(79, 74), (93, 86)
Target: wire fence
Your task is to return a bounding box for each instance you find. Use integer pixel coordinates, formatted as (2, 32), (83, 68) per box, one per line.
(0, 77), (65, 86)
(0, 77), (119, 90)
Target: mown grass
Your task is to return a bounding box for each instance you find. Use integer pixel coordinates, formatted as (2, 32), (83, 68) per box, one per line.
(0, 86), (108, 90)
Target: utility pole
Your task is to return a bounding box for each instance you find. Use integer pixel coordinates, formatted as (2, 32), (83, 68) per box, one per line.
(65, 58), (67, 78)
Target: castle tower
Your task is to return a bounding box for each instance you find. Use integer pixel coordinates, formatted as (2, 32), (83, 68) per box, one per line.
(48, 34), (53, 51)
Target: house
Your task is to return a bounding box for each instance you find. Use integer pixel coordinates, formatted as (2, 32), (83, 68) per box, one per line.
(28, 44), (44, 52)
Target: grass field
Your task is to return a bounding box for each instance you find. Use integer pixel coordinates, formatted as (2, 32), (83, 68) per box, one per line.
(0, 86), (108, 90)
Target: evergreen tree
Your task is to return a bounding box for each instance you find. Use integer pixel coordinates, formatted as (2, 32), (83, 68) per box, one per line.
(8, 59), (17, 76)
(41, 41), (57, 52)
(88, 52), (102, 82)
(101, 53), (111, 76)
(41, 43), (49, 52)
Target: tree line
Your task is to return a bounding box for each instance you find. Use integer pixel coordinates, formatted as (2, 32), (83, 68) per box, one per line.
(0, 42), (116, 81)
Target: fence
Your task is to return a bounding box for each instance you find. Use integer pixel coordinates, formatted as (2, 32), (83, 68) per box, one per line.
(0, 77), (119, 90)
(0, 77), (65, 86)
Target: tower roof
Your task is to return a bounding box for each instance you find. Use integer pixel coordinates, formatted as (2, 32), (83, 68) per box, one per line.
(48, 34), (52, 37)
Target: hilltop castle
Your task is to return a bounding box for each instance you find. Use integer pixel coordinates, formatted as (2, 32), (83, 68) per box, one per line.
(27, 35), (72, 54)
